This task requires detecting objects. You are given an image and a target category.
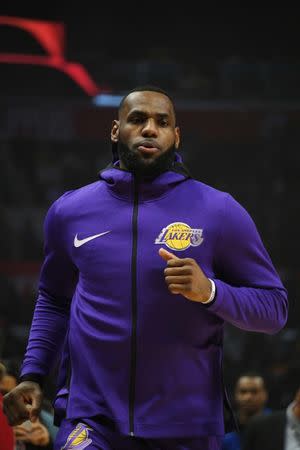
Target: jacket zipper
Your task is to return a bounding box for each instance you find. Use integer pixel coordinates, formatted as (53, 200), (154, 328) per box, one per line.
(129, 177), (139, 436)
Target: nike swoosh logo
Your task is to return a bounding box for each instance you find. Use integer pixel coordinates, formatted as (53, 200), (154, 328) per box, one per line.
(74, 231), (111, 248)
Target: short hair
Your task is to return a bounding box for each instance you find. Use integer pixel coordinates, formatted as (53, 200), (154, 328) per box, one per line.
(118, 85), (175, 115)
(236, 371), (268, 390)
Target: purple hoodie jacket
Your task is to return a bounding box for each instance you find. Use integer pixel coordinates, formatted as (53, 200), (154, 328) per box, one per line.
(20, 159), (288, 439)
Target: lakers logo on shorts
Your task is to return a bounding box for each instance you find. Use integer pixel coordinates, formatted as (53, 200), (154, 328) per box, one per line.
(155, 222), (204, 251)
(62, 422), (93, 449)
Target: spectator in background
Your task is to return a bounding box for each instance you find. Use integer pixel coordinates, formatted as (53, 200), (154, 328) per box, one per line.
(0, 361), (15, 450)
(13, 419), (51, 450)
(0, 358), (58, 449)
(222, 372), (270, 450)
(243, 386), (300, 450)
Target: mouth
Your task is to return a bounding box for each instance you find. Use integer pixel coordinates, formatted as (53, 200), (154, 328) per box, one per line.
(136, 141), (160, 155)
(241, 404), (255, 410)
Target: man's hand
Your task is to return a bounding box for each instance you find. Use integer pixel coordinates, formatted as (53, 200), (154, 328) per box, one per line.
(27, 420), (50, 446)
(13, 423), (30, 440)
(159, 248), (212, 302)
(14, 420), (50, 446)
(3, 381), (43, 426)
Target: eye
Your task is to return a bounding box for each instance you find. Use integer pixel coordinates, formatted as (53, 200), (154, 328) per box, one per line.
(129, 116), (145, 124)
(159, 119), (169, 127)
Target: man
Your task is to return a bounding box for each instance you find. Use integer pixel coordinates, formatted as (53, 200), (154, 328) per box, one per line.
(222, 372), (270, 450)
(3, 86), (288, 450)
(243, 386), (300, 450)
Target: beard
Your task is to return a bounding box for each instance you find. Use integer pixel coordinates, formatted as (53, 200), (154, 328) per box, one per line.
(117, 141), (177, 179)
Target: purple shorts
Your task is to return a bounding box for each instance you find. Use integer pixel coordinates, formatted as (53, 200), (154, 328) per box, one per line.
(54, 417), (222, 450)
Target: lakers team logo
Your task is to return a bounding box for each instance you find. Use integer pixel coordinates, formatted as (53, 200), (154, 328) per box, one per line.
(155, 222), (204, 251)
(62, 422), (93, 449)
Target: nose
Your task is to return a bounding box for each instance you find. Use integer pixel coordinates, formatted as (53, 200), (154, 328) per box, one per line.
(242, 392), (253, 402)
(141, 118), (158, 137)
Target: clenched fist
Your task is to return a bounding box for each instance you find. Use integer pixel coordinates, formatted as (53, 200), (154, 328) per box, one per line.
(159, 247), (213, 303)
(3, 381), (43, 426)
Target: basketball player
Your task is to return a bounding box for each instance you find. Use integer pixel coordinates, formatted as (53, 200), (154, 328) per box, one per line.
(3, 86), (288, 450)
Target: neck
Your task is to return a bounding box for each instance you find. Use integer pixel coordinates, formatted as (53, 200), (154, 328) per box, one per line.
(119, 160), (127, 170)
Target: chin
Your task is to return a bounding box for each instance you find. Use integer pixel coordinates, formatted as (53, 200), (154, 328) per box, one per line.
(118, 142), (176, 177)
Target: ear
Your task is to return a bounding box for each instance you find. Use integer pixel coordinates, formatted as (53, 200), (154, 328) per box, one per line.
(175, 126), (180, 149)
(111, 120), (120, 143)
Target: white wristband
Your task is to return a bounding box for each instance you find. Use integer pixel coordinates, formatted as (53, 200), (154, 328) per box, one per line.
(202, 278), (216, 304)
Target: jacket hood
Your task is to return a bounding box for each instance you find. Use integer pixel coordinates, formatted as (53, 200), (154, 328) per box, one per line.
(99, 152), (191, 201)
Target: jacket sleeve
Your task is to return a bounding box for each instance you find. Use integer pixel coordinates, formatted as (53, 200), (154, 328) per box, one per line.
(20, 194), (78, 381)
(207, 193), (288, 334)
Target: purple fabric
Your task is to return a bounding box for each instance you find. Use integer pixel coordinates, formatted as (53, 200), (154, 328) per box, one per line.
(55, 418), (222, 450)
(21, 164), (288, 438)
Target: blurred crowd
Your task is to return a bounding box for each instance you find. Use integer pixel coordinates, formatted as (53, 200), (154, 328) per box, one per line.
(0, 359), (299, 449)
(222, 372), (300, 450)
(92, 55), (300, 102)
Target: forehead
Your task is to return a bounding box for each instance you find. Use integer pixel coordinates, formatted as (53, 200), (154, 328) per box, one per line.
(120, 91), (175, 117)
(237, 376), (264, 390)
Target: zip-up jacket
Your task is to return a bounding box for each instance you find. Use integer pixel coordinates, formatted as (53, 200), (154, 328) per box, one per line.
(20, 158), (288, 438)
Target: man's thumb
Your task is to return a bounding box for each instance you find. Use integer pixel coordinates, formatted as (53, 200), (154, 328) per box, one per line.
(158, 247), (179, 261)
(27, 392), (42, 422)
(28, 405), (40, 422)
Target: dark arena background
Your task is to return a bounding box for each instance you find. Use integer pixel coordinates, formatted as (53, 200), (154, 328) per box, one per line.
(0, 4), (299, 427)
